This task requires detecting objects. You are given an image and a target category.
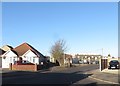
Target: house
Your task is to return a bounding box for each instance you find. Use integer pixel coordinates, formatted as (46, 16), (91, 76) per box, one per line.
(64, 54), (72, 67)
(50, 56), (55, 63)
(0, 44), (13, 60)
(74, 54), (102, 64)
(50, 53), (72, 66)
(2, 49), (18, 68)
(44, 56), (50, 62)
(2, 43), (45, 68)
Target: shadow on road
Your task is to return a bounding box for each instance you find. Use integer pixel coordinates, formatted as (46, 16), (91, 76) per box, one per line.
(84, 82), (97, 86)
(2, 69), (94, 86)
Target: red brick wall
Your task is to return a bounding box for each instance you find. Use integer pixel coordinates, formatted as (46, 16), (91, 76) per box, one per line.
(10, 64), (39, 71)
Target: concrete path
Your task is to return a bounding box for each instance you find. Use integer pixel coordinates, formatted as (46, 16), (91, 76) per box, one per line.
(86, 69), (120, 84)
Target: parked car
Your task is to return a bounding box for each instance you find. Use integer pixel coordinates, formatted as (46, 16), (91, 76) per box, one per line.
(79, 61), (84, 64)
(108, 60), (120, 69)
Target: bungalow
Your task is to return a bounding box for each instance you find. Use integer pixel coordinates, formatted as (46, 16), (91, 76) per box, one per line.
(2, 49), (18, 68)
(1, 43), (45, 68)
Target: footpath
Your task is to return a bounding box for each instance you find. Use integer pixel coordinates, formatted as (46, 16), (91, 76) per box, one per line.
(87, 69), (120, 84)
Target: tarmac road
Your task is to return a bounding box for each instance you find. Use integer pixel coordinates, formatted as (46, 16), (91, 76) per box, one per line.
(2, 64), (113, 85)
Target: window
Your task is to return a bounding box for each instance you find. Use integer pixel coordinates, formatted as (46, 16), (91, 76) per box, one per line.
(13, 59), (15, 64)
(95, 57), (97, 60)
(33, 58), (35, 63)
(30, 57), (32, 61)
(24, 61), (26, 63)
(91, 56), (94, 58)
(26, 56), (28, 61)
(10, 57), (12, 63)
(3, 56), (6, 59)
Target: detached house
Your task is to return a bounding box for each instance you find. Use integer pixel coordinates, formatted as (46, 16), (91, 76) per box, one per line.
(2, 43), (45, 68)
(2, 49), (18, 68)
(0, 45), (13, 68)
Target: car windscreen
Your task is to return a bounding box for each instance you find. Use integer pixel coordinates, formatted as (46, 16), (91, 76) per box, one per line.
(110, 60), (119, 64)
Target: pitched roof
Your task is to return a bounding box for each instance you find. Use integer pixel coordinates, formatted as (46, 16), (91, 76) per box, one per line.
(13, 43), (44, 57)
(0, 49), (5, 55)
(1, 45), (13, 51)
(1, 49), (18, 57)
(64, 54), (72, 59)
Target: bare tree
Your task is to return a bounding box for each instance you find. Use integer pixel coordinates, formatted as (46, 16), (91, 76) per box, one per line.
(50, 39), (67, 66)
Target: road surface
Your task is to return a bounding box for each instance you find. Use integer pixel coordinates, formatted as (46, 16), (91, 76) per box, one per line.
(2, 64), (111, 85)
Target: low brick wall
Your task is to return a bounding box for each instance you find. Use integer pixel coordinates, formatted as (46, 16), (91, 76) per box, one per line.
(9, 63), (40, 71)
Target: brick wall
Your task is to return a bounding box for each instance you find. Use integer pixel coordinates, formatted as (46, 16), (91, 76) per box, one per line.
(9, 63), (40, 71)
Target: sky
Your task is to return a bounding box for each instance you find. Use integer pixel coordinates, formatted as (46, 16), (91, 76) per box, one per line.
(2, 2), (118, 57)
